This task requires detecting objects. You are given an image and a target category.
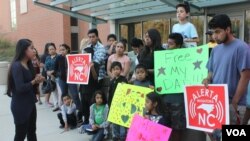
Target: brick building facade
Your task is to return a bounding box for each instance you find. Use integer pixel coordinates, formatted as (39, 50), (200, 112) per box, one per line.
(0, 0), (110, 54)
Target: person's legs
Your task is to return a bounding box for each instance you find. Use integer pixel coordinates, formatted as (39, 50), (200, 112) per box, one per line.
(44, 93), (53, 107)
(57, 113), (65, 127)
(68, 84), (82, 123)
(27, 106), (37, 141)
(79, 86), (92, 124)
(92, 128), (104, 141)
(66, 113), (77, 128)
(112, 123), (119, 140)
(35, 85), (42, 104)
(243, 83), (250, 124)
(58, 78), (67, 98)
(119, 126), (127, 141)
(243, 107), (250, 124)
(53, 79), (60, 107)
(181, 129), (206, 141)
(14, 123), (28, 141)
(169, 103), (187, 141)
(68, 84), (81, 111)
(229, 104), (246, 124)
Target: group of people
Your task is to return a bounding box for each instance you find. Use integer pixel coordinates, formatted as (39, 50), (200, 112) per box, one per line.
(6, 2), (250, 141)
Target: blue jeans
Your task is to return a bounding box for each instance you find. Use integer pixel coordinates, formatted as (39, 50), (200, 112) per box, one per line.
(58, 78), (67, 97)
(68, 84), (81, 111)
(247, 81), (250, 108)
(92, 128), (104, 141)
(112, 123), (127, 140)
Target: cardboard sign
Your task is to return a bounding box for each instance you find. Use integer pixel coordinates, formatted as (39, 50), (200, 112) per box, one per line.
(66, 54), (91, 84)
(126, 114), (172, 141)
(154, 44), (209, 94)
(184, 84), (230, 133)
(108, 83), (153, 128)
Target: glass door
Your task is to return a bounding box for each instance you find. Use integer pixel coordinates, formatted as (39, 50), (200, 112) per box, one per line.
(229, 14), (244, 40)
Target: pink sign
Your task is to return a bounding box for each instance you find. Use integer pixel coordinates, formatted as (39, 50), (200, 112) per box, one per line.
(126, 114), (172, 141)
(66, 54), (91, 84)
(184, 84), (229, 133)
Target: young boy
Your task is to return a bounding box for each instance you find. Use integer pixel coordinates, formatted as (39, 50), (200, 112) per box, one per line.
(133, 64), (153, 89)
(108, 61), (128, 141)
(163, 33), (187, 141)
(108, 61), (128, 107)
(57, 95), (77, 131)
(172, 2), (199, 47)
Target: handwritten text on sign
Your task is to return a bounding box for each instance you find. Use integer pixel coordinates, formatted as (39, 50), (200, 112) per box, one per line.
(154, 45), (208, 94)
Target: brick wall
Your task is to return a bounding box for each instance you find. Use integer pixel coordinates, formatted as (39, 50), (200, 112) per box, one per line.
(0, 0), (111, 54)
(0, 0), (65, 54)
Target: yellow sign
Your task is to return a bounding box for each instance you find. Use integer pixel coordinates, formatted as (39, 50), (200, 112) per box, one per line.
(108, 83), (153, 128)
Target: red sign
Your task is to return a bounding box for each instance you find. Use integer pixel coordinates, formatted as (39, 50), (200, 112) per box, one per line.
(184, 84), (229, 133)
(66, 54), (91, 84)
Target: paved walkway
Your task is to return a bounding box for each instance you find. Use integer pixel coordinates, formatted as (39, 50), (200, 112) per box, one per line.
(0, 85), (91, 141)
(0, 84), (213, 141)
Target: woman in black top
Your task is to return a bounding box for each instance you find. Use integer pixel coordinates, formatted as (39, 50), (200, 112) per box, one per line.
(54, 44), (70, 98)
(6, 39), (45, 141)
(138, 28), (164, 84)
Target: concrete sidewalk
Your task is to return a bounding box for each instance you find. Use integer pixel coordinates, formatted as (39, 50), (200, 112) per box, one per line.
(0, 85), (91, 141)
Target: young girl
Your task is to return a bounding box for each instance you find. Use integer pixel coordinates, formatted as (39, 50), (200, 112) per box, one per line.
(145, 92), (168, 127)
(107, 40), (131, 79)
(78, 90), (109, 141)
(32, 48), (42, 104)
(133, 64), (153, 89)
(138, 29), (164, 85)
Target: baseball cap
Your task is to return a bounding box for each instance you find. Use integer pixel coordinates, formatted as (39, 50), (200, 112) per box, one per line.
(205, 31), (213, 35)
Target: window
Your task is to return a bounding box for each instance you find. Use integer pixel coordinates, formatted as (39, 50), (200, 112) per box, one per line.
(143, 19), (170, 44)
(245, 10), (250, 44)
(190, 16), (204, 46)
(119, 24), (128, 42)
(134, 22), (142, 39)
(10, 0), (17, 30)
(20, 0), (28, 14)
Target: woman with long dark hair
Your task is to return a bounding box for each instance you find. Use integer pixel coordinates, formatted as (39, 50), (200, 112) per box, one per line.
(6, 39), (45, 141)
(138, 28), (164, 84)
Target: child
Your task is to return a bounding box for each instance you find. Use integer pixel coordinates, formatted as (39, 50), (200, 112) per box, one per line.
(57, 95), (77, 131)
(163, 33), (188, 141)
(78, 90), (109, 141)
(133, 64), (153, 89)
(127, 38), (143, 81)
(172, 2), (199, 47)
(108, 61), (128, 107)
(108, 61), (128, 141)
(32, 47), (42, 104)
(145, 92), (168, 127)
